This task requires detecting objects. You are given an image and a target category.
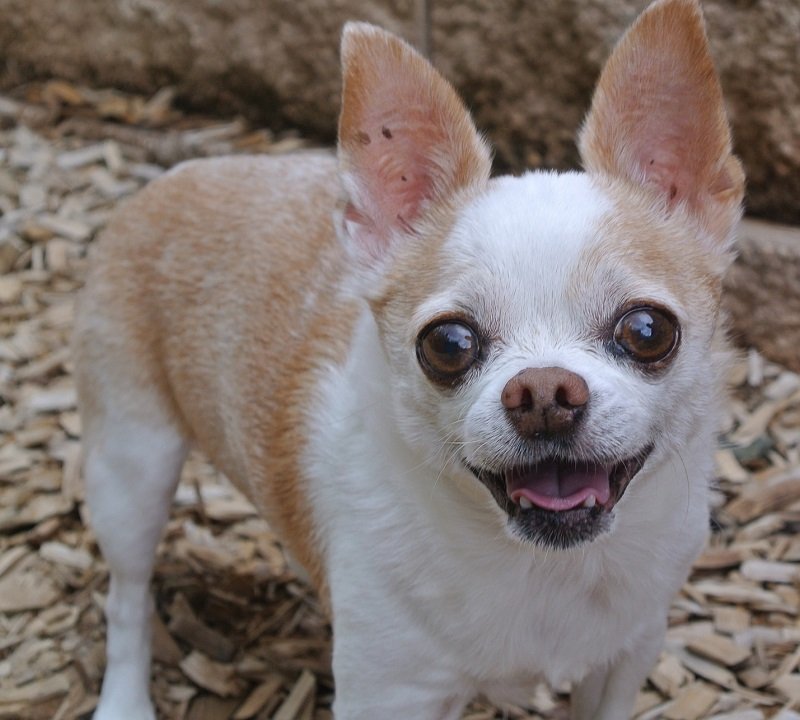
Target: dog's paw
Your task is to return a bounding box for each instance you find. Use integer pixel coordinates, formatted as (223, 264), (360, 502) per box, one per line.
(94, 699), (156, 720)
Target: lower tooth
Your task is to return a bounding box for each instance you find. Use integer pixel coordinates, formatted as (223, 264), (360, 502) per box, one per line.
(583, 495), (596, 509)
(519, 497), (533, 510)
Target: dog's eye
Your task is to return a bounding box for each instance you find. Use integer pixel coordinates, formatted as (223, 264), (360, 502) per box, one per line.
(417, 321), (480, 382)
(613, 307), (679, 364)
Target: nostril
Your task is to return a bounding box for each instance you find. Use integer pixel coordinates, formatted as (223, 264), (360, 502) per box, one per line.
(502, 372), (536, 411)
(555, 374), (590, 409)
(555, 385), (576, 409)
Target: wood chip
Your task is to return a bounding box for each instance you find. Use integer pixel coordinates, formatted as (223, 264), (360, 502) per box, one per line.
(635, 690), (666, 716)
(713, 606), (750, 635)
(0, 493), (73, 531)
(673, 648), (738, 690)
(0, 276), (23, 304)
(739, 666), (772, 690)
(746, 349), (764, 387)
(651, 653), (693, 697)
(0, 672), (70, 704)
(737, 513), (786, 541)
(740, 559), (800, 583)
(168, 594), (237, 662)
(185, 695), (239, 720)
(39, 541), (92, 571)
(715, 449), (751, 483)
(0, 567), (60, 612)
(693, 580), (784, 607)
(179, 651), (243, 698)
(764, 372), (800, 401)
(24, 385), (77, 414)
(0, 547), (29, 579)
(686, 634), (751, 668)
(694, 547), (744, 571)
(732, 402), (786, 447)
(35, 215), (91, 242)
(664, 681), (718, 720)
(725, 475), (800, 523)
(232, 675), (283, 719)
(272, 670), (316, 720)
(772, 674), (800, 703)
(151, 610), (183, 666)
(56, 143), (107, 169)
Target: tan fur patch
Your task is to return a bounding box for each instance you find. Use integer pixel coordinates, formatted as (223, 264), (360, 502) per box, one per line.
(572, 177), (726, 328)
(75, 154), (356, 608)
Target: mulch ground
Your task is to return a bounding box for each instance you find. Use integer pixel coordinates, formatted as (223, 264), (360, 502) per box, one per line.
(0, 82), (799, 720)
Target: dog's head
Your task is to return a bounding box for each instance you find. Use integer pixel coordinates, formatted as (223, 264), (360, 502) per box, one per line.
(335, 0), (744, 549)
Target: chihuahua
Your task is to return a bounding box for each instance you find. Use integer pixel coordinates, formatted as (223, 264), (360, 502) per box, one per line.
(74, 0), (744, 717)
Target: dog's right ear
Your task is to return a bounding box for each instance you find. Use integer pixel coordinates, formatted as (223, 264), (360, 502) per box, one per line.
(338, 23), (491, 263)
(578, 0), (744, 248)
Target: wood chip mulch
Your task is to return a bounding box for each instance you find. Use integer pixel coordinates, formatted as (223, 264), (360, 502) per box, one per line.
(0, 82), (799, 720)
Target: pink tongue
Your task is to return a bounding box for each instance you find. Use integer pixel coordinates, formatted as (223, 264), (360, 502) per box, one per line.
(506, 461), (611, 511)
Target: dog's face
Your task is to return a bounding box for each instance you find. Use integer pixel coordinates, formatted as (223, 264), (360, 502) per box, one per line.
(370, 172), (730, 548)
(337, 1), (744, 549)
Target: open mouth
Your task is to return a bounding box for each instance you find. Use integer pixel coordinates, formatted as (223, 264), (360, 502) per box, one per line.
(466, 447), (653, 548)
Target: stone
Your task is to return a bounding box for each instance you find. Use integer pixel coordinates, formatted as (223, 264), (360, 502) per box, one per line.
(724, 219), (800, 373)
(0, 0), (796, 223)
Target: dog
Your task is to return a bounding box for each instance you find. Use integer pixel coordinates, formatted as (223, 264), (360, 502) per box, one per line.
(73, 0), (744, 717)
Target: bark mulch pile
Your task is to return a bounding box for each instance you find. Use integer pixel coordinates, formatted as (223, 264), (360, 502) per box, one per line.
(0, 82), (799, 720)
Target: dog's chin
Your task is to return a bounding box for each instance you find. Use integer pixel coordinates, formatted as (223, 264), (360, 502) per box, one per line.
(466, 446), (653, 550)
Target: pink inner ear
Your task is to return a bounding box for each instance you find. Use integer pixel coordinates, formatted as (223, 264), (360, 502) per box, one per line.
(366, 113), (436, 229)
(338, 24), (491, 260)
(622, 72), (721, 210)
(578, 0), (743, 231)
(347, 101), (447, 240)
(633, 128), (698, 208)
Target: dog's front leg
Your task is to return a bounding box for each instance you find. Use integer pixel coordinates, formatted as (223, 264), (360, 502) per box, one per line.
(329, 618), (470, 720)
(332, 664), (469, 720)
(333, 684), (467, 720)
(571, 621), (665, 720)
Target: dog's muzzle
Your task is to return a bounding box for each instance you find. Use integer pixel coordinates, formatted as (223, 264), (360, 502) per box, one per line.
(465, 366), (653, 548)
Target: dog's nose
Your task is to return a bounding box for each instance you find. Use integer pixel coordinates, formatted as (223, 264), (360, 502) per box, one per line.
(501, 367), (589, 438)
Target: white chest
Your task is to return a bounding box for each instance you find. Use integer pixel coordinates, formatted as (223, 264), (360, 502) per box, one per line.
(303, 314), (708, 702)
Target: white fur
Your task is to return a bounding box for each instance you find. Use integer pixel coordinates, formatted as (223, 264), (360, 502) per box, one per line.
(83, 408), (188, 720)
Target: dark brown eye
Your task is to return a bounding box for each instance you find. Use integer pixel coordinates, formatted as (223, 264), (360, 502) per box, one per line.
(417, 321), (480, 382)
(613, 306), (679, 364)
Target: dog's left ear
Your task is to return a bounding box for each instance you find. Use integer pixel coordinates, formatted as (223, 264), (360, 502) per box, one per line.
(337, 23), (492, 263)
(579, 0), (744, 247)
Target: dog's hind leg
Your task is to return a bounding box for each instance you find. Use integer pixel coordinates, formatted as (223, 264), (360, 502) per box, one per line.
(82, 397), (188, 720)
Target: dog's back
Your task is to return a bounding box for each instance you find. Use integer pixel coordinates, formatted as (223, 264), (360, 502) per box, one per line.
(74, 152), (348, 593)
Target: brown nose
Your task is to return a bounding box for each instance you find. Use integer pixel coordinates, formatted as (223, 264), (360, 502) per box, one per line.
(501, 367), (590, 438)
